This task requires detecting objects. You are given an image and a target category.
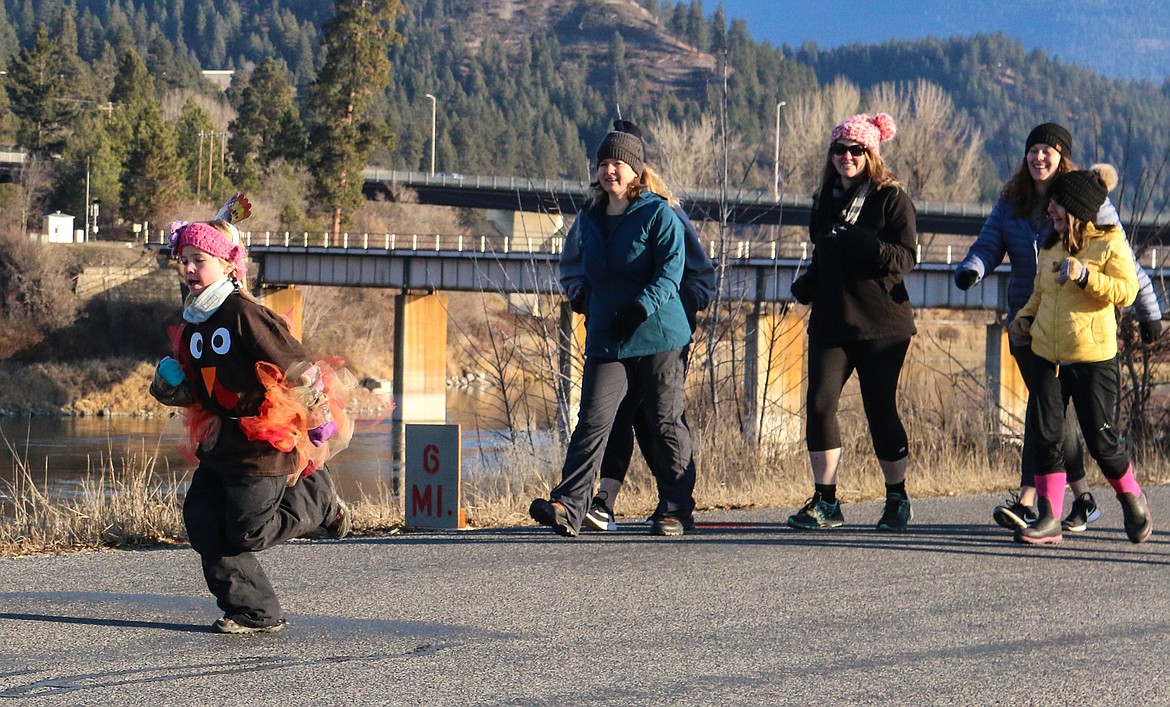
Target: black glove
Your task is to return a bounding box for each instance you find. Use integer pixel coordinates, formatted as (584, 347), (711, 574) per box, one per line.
(569, 287), (589, 314)
(791, 273), (814, 305)
(954, 268), (979, 291)
(1140, 318), (1164, 344)
(611, 302), (647, 340)
(679, 289), (700, 332)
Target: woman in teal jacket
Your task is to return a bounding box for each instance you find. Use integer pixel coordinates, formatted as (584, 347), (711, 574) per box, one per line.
(530, 120), (695, 537)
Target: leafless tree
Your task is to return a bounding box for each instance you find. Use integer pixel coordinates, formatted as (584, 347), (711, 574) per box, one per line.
(866, 79), (986, 202)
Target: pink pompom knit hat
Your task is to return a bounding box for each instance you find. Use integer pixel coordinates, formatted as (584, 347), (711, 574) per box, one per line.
(169, 221), (248, 279)
(830, 113), (898, 154)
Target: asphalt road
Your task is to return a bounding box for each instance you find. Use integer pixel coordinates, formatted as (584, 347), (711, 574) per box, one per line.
(2, 487), (1168, 706)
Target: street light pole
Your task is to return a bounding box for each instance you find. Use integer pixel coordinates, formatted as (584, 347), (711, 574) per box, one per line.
(425, 93), (437, 176)
(774, 101), (787, 202)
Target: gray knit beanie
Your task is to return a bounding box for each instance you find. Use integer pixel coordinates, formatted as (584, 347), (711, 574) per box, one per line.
(595, 120), (644, 175)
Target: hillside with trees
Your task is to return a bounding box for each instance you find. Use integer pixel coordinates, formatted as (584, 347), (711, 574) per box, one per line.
(3, 1), (1170, 313)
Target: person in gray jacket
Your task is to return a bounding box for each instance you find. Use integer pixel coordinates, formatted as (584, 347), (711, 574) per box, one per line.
(953, 122), (1163, 533)
(530, 120), (696, 537)
(560, 201), (716, 531)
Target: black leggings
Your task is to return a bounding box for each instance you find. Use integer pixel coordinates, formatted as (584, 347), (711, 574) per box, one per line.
(805, 335), (910, 461)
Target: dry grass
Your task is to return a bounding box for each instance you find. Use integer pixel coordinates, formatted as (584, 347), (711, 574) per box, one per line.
(0, 438), (186, 557)
(4, 308), (1170, 555)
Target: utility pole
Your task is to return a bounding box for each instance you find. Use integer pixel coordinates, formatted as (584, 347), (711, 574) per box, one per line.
(425, 93), (437, 176)
(773, 101), (787, 202)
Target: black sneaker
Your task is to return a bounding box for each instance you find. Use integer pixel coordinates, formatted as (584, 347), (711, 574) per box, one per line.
(993, 494), (1037, 530)
(1117, 491), (1153, 544)
(787, 495), (844, 530)
(583, 496), (617, 531)
(1061, 492), (1102, 532)
(528, 498), (578, 538)
(876, 493), (912, 531)
(650, 515), (684, 536)
(323, 496), (352, 540)
(212, 617), (287, 634)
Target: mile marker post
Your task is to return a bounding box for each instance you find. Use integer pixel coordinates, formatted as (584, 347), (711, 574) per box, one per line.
(404, 423), (465, 529)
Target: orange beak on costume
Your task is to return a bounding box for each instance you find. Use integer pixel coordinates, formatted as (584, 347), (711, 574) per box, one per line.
(201, 367), (240, 409)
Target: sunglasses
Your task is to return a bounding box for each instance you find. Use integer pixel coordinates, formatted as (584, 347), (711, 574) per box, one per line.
(830, 142), (867, 157)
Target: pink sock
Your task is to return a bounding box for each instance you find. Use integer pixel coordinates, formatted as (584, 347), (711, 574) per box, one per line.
(1034, 471), (1067, 519)
(1108, 465), (1142, 497)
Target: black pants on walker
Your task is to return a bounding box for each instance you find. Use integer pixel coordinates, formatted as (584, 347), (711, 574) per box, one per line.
(552, 349), (694, 533)
(184, 464), (337, 627)
(1026, 356), (1130, 480)
(599, 346), (695, 488)
(1011, 343), (1086, 487)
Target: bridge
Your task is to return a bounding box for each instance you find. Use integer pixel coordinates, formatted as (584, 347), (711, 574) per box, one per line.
(142, 227), (1170, 452)
(143, 228), (1170, 312)
(3, 140), (1167, 238)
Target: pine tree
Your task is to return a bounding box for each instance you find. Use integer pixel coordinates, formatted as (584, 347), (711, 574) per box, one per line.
(5, 25), (76, 157)
(307, 0), (405, 240)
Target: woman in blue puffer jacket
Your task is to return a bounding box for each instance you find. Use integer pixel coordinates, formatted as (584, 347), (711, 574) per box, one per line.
(953, 122), (1162, 534)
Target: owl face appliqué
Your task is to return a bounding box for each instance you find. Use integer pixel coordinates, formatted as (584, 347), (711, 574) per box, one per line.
(190, 326), (242, 409)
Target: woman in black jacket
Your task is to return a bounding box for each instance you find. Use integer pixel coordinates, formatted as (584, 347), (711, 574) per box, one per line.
(787, 112), (918, 531)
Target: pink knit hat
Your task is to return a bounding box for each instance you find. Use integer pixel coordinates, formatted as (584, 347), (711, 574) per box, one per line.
(169, 221), (248, 278)
(830, 113), (897, 154)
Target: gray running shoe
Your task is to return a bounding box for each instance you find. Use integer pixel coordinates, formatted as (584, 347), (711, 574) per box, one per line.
(212, 617), (287, 634)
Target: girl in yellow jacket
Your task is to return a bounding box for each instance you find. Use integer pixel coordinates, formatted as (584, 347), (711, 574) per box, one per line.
(1008, 164), (1152, 545)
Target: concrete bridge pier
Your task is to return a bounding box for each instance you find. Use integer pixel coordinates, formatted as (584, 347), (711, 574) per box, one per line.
(743, 303), (805, 446)
(391, 293), (450, 490)
(261, 285), (304, 340)
(556, 303), (586, 441)
(985, 323), (1027, 439)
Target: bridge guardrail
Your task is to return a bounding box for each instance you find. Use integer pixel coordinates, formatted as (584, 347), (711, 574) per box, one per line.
(145, 228), (1170, 269)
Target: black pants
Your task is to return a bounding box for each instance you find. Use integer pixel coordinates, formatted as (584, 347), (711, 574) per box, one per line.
(1026, 356), (1130, 480)
(599, 347), (695, 486)
(805, 335), (910, 461)
(1011, 343), (1086, 487)
(184, 464), (338, 626)
(552, 349), (695, 532)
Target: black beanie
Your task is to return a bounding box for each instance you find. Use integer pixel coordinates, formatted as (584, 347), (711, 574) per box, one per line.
(595, 120), (644, 175)
(1026, 122), (1073, 157)
(1047, 170), (1107, 222)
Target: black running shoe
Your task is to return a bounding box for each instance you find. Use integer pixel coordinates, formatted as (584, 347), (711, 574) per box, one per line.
(993, 494), (1037, 530)
(583, 496), (617, 531)
(876, 493), (912, 531)
(1061, 492), (1102, 533)
(787, 495), (844, 530)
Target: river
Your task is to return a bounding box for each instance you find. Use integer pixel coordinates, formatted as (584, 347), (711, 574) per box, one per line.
(0, 388), (559, 503)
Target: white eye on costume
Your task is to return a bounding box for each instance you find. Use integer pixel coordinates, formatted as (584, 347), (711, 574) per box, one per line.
(211, 327), (231, 355)
(189, 332), (204, 359)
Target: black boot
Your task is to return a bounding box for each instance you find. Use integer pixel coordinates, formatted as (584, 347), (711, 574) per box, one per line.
(1015, 497), (1062, 545)
(1117, 491), (1153, 544)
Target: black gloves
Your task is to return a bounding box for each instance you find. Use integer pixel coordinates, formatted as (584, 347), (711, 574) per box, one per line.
(569, 287), (589, 314)
(954, 268), (979, 291)
(791, 273), (814, 305)
(611, 302), (648, 340)
(1140, 318), (1165, 345)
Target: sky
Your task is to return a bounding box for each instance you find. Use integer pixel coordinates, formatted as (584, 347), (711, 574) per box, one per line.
(711, 0), (1170, 82)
